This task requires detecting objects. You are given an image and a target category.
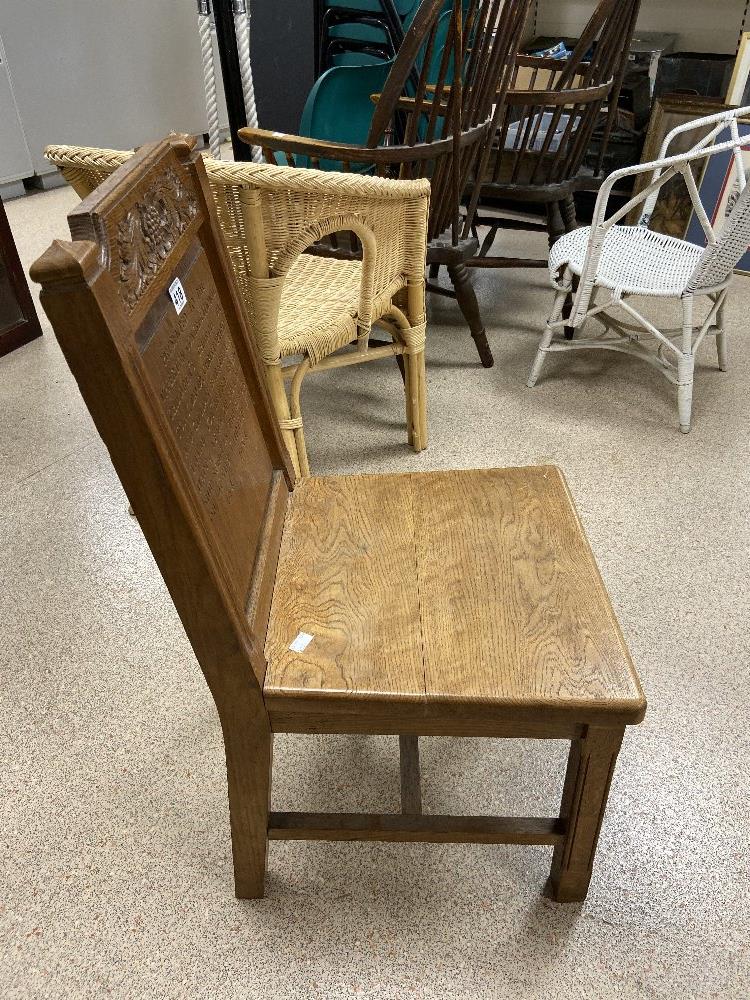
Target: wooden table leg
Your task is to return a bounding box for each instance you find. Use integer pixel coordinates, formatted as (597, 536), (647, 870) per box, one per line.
(549, 724), (625, 903)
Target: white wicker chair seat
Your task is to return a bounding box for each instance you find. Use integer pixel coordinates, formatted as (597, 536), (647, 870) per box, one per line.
(527, 104), (750, 434)
(549, 225), (705, 297)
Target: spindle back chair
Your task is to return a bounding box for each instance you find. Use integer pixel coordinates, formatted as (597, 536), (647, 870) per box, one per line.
(467, 0), (641, 268)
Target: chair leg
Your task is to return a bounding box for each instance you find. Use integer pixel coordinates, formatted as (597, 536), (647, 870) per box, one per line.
(429, 262), (440, 280)
(549, 725), (625, 903)
(404, 347), (427, 451)
(716, 295), (728, 371)
(677, 355), (695, 434)
(289, 361), (311, 476)
(560, 194), (577, 234)
(266, 362), (302, 479)
(546, 201), (565, 249)
(556, 196), (578, 340)
(527, 285), (569, 387)
(222, 712), (273, 900)
(527, 324), (554, 387)
(678, 296), (695, 434)
(447, 261), (494, 368)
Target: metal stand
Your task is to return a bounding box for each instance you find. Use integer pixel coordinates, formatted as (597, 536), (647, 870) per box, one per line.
(213, 0), (252, 161)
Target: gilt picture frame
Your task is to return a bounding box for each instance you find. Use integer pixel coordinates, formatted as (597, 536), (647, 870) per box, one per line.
(626, 96), (728, 235)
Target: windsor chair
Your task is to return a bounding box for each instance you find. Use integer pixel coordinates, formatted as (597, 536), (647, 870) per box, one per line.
(527, 106), (750, 433)
(467, 0), (641, 269)
(241, 0), (532, 368)
(32, 136), (645, 902)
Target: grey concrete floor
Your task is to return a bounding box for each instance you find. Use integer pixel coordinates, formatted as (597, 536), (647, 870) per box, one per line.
(1, 181), (748, 999)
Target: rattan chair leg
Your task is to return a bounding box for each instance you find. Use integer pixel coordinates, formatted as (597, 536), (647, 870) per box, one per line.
(289, 359), (311, 477)
(677, 357), (695, 434)
(716, 294), (728, 371)
(405, 348), (428, 452)
(266, 362), (301, 479)
(527, 324), (554, 388)
(678, 296), (695, 434)
(528, 285), (569, 388)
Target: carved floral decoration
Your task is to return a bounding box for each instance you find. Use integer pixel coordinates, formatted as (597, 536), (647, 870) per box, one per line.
(115, 166), (198, 311)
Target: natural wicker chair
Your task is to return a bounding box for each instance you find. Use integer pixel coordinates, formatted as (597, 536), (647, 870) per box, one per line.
(467, 0), (641, 269)
(241, 0), (531, 368)
(527, 106), (750, 433)
(44, 144), (430, 477)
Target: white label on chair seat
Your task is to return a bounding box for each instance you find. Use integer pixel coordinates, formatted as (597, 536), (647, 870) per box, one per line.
(289, 631), (314, 653)
(168, 277), (187, 315)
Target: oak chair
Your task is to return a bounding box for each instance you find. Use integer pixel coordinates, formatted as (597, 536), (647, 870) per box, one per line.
(467, 0), (641, 269)
(528, 106), (750, 433)
(44, 143), (430, 478)
(32, 136), (646, 902)
(241, 0), (532, 368)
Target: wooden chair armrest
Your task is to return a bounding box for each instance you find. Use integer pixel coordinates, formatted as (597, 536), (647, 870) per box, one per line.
(504, 79), (611, 107)
(239, 124), (486, 169)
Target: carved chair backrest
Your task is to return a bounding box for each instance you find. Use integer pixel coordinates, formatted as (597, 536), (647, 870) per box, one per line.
(482, 0), (641, 192)
(31, 137), (293, 715)
(366, 0), (530, 242)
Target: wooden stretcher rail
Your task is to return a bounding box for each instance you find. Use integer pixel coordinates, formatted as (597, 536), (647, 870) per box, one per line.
(268, 812), (566, 845)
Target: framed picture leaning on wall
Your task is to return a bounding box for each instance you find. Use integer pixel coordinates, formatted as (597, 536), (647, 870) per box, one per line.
(726, 32), (750, 106)
(684, 119), (750, 275)
(626, 96), (728, 236)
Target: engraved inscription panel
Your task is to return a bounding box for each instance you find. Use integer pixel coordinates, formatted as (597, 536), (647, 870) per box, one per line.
(139, 241), (273, 604)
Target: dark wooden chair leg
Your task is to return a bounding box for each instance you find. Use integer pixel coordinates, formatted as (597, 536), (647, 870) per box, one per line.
(429, 262), (440, 280)
(558, 195), (578, 339)
(560, 193), (578, 233)
(549, 725), (625, 902)
(546, 200), (565, 249)
(222, 712), (273, 899)
(399, 735), (422, 814)
(447, 261), (494, 368)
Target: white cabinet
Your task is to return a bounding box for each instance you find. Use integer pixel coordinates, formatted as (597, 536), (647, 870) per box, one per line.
(0, 33), (33, 198)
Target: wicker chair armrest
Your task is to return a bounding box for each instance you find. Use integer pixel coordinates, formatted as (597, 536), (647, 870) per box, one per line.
(205, 155), (430, 205)
(206, 158), (430, 352)
(44, 144), (133, 197)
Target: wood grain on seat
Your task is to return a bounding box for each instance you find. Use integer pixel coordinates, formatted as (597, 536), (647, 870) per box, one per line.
(265, 466), (645, 730)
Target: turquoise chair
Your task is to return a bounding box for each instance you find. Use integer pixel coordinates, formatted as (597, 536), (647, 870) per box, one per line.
(320, 0), (421, 70)
(303, 4), (469, 171)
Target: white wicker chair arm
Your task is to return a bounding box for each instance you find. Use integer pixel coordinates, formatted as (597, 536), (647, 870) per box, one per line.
(656, 104), (750, 160)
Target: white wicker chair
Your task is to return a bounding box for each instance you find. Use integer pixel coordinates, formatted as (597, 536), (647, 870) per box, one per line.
(527, 105), (750, 433)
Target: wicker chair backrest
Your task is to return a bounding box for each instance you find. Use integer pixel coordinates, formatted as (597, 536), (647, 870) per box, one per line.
(687, 172), (750, 291)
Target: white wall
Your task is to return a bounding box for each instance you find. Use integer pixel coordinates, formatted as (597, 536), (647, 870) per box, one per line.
(1, 0), (229, 184)
(531, 0), (746, 54)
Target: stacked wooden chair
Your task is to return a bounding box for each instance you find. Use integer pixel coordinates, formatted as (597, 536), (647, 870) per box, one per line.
(32, 136), (645, 902)
(243, 0), (533, 368)
(45, 144), (430, 478)
(467, 0), (641, 269)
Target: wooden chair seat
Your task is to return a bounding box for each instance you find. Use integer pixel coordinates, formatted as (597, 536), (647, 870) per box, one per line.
(265, 467), (644, 736)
